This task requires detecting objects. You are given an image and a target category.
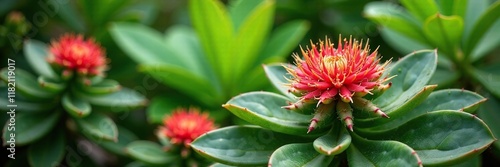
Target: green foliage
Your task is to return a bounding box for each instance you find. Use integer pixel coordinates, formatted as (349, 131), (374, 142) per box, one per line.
(192, 50), (495, 166)
(364, 0), (500, 154)
(111, 0), (310, 124)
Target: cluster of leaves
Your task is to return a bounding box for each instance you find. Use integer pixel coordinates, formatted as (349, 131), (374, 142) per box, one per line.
(110, 0), (309, 124)
(0, 40), (146, 167)
(191, 50), (495, 166)
(363, 0), (500, 155)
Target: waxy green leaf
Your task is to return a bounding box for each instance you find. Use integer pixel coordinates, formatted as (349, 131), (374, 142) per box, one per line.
(62, 93), (91, 118)
(91, 125), (138, 157)
(400, 0), (439, 22)
(370, 111), (495, 166)
(126, 140), (175, 165)
(28, 128), (65, 167)
(269, 143), (334, 167)
(0, 68), (56, 100)
(423, 14), (463, 57)
(24, 40), (58, 79)
(364, 2), (427, 43)
(79, 79), (121, 95)
(75, 112), (118, 142)
(2, 111), (61, 146)
(192, 126), (307, 166)
(263, 63), (296, 99)
(356, 89), (486, 135)
(477, 94), (500, 152)
(74, 87), (147, 111)
(313, 122), (351, 156)
(223, 92), (328, 135)
(469, 65), (500, 99)
(38, 76), (66, 94)
(465, 1), (500, 57)
(258, 20), (309, 65)
(348, 132), (422, 167)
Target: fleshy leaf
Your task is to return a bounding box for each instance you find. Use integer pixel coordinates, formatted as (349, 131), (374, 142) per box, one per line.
(400, 0), (439, 22)
(263, 63), (296, 99)
(357, 89), (487, 135)
(469, 65), (500, 99)
(379, 27), (431, 55)
(28, 128), (65, 167)
(364, 1), (427, 43)
(0, 89), (57, 113)
(223, 92), (328, 135)
(370, 110), (495, 166)
(347, 132), (422, 167)
(423, 14), (463, 57)
(79, 79), (121, 95)
(191, 125), (308, 166)
(75, 112), (118, 142)
(24, 40), (58, 79)
(269, 143), (334, 167)
(258, 20), (310, 64)
(477, 94), (500, 152)
(62, 93), (91, 118)
(2, 111), (60, 146)
(38, 76), (66, 94)
(464, 0), (500, 57)
(74, 87), (147, 111)
(126, 140), (176, 165)
(0, 68), (56, 100)
(91, 125), (138, 157)
(371, 50), (437, 114)
(313, 121), (351, 156)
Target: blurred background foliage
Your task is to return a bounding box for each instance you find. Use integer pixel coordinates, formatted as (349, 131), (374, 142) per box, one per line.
(1, 0), (499, 166)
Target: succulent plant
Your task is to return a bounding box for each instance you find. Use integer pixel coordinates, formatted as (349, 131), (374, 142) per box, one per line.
(0, 34), (146, 166)
(190, 37), (494, 166)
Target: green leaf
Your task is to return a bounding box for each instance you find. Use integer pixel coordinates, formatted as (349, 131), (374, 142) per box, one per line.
(0, 89), (57, 113)
(436, 0), (467, 17)
(229, 0), (264, 30)
(78, 79), (121, 95)
(147, 96), (184, 124)
(469, 65), (500, 98)
(191, 125), (307, 166)
(190, 0), (234, 86)
(477, 94), (500, 152)
(347, 132), (422, 167)
(258, 20), (310, 64)
(400, 0), (439, 22)
(110, 23), (183, 66)
(364, 1), (427, 44)
(139, 64), (221, 106)
(313, 121), (351, 156)
(223, 91), (328, 135)
(23, 40), (58, 79)
(2, 111), (61, 146)
(371, 110), (495, 166)
(263, 63), (296, 99)
(449, 155), (481, 167)
(356, 89), (487, 135)
(75, 112), (118, 142)
(232, 0), (274, 79)
(126, 140), (175, 165)
(269, 143), (333, 167)
(0, 68), (56, 100)
(423, 14), (463, 57)
(74, 87), (147, 111)
(92, 125), (138, 157)
(429, 65), (460, 89)
(464, 0), (500, 57)
(62, 93), (91, 118)
(28, 128), (65, 167)
(38, 76), (66, 94)
(378, 27), (431, 55)
(372, 50), (438, 114)
(470, 19), (500, 62)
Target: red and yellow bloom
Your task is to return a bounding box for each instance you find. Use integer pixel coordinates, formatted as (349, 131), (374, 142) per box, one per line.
(48, 34), (107, 76)
(284, 36), (392, 132)
(160, 107), (216, 147)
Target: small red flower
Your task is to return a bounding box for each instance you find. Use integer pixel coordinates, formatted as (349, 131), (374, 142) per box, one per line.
(284, 36), (392, 132)
(161, 107), (216, 147)
(48, 34), (107, 76)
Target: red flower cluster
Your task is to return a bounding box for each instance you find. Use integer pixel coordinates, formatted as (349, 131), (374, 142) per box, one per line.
(161, 107), (216, 147)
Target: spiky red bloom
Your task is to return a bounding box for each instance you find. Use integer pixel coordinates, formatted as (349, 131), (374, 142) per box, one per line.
(48, 34), (107, 76)
(286, 36), (390, 105)
(161, 108), (216, 147)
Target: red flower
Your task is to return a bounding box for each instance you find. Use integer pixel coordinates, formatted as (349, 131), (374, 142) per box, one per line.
(48, 34), (107, 76)
(161, 107), (216, 147)
(284, 36), (392, 132)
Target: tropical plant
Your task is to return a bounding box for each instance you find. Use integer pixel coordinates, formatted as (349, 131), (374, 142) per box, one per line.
(110, 0), (310, 124)
(363, 0), (500, 156)
(0, 34), (146, 167)
(191, 37), (494, 166)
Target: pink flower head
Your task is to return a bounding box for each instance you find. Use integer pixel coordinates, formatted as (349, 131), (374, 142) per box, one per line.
(48, 34), (107, 76)
(284, 36), (392, 132)
(161, 107), (216, 147)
